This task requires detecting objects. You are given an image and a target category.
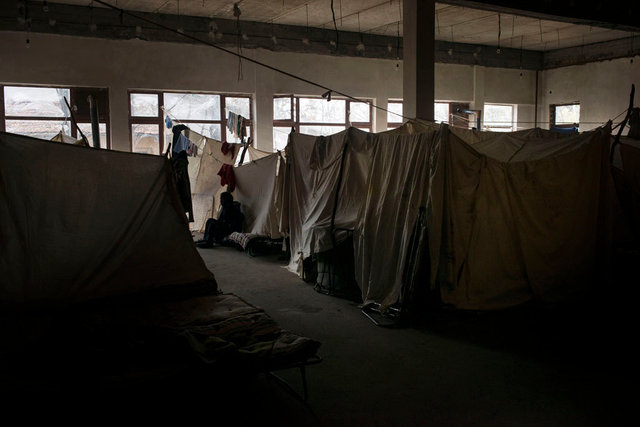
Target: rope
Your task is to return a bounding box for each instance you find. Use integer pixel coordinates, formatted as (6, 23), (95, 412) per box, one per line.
(91, 0), (417, 124)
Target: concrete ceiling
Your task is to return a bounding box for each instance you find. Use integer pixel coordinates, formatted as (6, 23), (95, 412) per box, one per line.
(46, 1), (639, 51)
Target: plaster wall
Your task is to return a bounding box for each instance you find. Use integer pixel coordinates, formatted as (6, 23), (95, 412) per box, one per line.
(538, 56), (640, 131)
(4, 31), (633, 152)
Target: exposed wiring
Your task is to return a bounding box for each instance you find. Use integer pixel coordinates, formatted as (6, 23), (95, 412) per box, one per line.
(91, 0), (417, 123)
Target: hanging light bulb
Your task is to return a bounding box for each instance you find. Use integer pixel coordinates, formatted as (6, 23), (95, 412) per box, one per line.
(496, 47), (501, 54)
(271, 35), (278, 45)
(387, 43), (393, 53)
(242, 33), (248, 40)
(356, 42), (365, 52)
(302, 37), (310, 45)
(448, 48), (453, 56)
(42, 1), (49, 13)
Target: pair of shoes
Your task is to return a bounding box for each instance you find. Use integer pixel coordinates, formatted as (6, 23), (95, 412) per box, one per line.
(196, 241), (213, 248)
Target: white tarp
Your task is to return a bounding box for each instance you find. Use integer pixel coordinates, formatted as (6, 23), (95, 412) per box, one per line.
(353, 128), (441, 308)
(0, 132), (216, 306)
(429, 124), (613, 310)
(284, 128), (374, 274)
(284, 123), (614, 311)
(232, 152), (284, 238)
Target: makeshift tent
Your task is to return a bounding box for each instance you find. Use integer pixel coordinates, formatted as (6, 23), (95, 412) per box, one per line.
(283, 123), (614, 312)
(611, 136), (640, 244)
(0, 131), (216, 305)
(50, 130), (84, 145)
(0, 131), (320, 392)
(283, 128), (375, 276)
(429, 124), (613, 310)
(232, 152), (285, 239)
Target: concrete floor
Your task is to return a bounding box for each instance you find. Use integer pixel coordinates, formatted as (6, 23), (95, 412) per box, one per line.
(193, 245), (634, 427)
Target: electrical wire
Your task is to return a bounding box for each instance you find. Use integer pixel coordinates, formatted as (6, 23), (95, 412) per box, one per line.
(91, 0), (417, 123)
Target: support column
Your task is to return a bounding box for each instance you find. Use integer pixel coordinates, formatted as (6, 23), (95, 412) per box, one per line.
(402, 0), (435, 121)
(254, 67), (275, 152)
(471, 65), (485, 128)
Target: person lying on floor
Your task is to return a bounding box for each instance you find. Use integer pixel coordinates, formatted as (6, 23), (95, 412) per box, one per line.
(196, 191), (244, 248)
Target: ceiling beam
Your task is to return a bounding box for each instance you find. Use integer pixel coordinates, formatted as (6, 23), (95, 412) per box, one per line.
(439, 0), (640, 32)
(0, 2), (543, 69)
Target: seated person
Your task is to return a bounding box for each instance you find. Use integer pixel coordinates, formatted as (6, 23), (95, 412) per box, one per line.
(196, 191), (244, 248)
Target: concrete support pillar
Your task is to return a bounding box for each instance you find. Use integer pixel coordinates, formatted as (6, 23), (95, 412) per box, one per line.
(374, 97), (388, 133)
(253, 67), (275, 152)
(402, 0), (435, 121)
(110, 84), (130, 152)
(471, 66), (486, 128)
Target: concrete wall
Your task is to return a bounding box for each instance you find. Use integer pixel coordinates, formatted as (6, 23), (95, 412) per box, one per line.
(538, 56), (640, 131)
(5, 31), (631, 152)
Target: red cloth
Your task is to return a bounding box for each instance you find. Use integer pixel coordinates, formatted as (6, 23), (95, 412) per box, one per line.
(217, 164), (236, 192)
(221, 141), (236, 157)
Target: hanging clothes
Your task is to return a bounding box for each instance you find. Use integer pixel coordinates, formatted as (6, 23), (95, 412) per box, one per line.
(221, 141), (236, 157)
(217, 164), (236, 192)
(171, 124), (194, 222)
(171, 151), (194, 222)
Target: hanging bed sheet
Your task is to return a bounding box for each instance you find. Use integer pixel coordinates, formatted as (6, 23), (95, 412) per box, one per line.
(283, 128), (375, 275)
(429, 124), (613, 310)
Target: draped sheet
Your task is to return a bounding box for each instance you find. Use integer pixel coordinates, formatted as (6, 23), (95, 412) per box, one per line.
(430, 125), (613, 310)
(232, 153), (283, 238)
(0, 132), (215, 306)
(353, 128), (440, 308)
(284, 129), (374, 275)
(282, 123), (614, 311)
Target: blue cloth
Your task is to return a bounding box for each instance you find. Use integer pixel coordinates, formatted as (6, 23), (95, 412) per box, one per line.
(165, 115), (173, 129)
(173, 133), (190, 155)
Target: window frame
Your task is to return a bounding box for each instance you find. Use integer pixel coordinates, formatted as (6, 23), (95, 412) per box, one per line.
(549, 102), (580, 129)
(483, 103), (516, 132)
(386, 100), (404, 129)
(1, 83), (111, 147)
(273, 95), (374, 148)
(128, 90), (253, 154)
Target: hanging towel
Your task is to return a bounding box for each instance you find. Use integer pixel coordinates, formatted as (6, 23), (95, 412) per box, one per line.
(221, 141), (236, 157)
(217, 164), (236, 192)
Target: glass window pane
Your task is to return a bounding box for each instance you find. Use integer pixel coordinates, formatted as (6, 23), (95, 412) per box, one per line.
(273, 127), (291, 151)
(349, 102), (370, 123)
(226, 125), (250, 144)
(299, 98), (345, 123)
(77, 123), (107, 149)
(435, 103), (449, 123)
(164, 93), (220, 121)
(6, 120), (69, 140)
(299, 125), (345, 136)
(356, 127), (371, 133)
(555, 104), (580, 125)
(226, 97), (251, 119)
(130, 93), (159, 117)
(4, 87), (70, 117)
(274, 97), (292, 120)
(387, 102), (403, 123)
(484, 104), (513, 129)
(132, 124), (160, 155)
(187, 123), (222, 141)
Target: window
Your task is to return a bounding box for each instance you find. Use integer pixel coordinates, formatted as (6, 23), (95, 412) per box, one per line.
(550, 103), (580, 129)
(1, 84), (110, 147)
(386, 100), (461, 129)
(387, 100), (403, 130)
(129, 90), (252, 155)
(273, 95), (373, 151)
(483, 104), (516, 132)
